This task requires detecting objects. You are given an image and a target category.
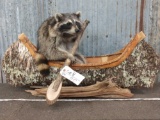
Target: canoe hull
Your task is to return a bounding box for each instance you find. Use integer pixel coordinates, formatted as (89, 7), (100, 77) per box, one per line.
(2, 38), (160, 88)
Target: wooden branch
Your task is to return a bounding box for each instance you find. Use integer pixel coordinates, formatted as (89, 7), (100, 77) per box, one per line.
(46, 20), (90, 105)
(26, 79), (134, 98)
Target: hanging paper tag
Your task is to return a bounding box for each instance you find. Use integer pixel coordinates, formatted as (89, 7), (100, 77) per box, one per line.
(60, 66), (85, 85)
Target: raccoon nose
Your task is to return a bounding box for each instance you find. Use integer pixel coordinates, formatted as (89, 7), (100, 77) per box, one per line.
(75, 29), (80, 33)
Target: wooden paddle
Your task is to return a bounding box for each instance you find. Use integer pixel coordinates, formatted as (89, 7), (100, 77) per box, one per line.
(46, 20), (90, 105)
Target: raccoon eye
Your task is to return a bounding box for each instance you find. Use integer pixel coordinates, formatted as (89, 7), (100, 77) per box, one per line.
(76, 22), (81, 29)
(67, 22), (72, 26)
(59, 23), (72, 31)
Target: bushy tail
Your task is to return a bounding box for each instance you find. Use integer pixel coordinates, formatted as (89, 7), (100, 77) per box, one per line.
(34, 53), (50, 76)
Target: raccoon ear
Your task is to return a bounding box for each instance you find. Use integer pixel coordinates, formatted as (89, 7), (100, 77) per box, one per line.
(55, 13), (63, 22)
(49, 18), (56, 26)
(75, 11), (81, 18)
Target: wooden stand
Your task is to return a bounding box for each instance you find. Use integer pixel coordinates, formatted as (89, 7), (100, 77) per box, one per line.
(26, 78), (133, 98)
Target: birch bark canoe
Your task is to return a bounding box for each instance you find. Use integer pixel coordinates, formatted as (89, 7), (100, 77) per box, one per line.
(2, 32), (160, 88)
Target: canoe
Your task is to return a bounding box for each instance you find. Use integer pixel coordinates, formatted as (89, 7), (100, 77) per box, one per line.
(2, 31), (160, 88)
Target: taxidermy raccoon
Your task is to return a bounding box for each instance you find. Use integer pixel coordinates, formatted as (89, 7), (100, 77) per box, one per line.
(35, 11), (86, 76)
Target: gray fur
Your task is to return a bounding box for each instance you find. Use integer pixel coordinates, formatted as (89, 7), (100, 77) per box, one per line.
(37, 12), (86, 64)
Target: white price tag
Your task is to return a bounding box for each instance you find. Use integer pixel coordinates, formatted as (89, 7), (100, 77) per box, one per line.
(60, 66), (85, 85)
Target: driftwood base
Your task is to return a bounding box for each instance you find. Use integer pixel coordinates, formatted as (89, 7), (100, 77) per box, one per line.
(26, 79), (134, 98)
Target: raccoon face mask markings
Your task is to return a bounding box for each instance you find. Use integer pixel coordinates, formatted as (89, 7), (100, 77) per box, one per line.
(58, 20), (82, 36)
(59, 21), (73, 32)
(54, 12), (82, 36)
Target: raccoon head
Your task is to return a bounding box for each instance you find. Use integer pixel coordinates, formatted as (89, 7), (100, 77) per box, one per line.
(52, 11), (82, 37)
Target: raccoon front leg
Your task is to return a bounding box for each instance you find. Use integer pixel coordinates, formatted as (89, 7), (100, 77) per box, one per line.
(54, 37), (76, 62)
(56, 47), (76, 62)
(74, 52), (86, 64)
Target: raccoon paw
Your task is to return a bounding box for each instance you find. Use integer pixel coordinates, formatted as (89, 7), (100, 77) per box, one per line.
(68, 54), (76, 62)
(74, 58), (86, 64)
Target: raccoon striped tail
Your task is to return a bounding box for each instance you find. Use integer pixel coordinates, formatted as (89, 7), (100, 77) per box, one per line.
(35, 53), (50, 76)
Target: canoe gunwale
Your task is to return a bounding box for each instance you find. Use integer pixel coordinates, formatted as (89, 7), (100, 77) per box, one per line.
(18, 31), (146, 70)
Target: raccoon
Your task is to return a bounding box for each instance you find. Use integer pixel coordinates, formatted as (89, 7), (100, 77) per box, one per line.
(35, 11), (86, 76)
